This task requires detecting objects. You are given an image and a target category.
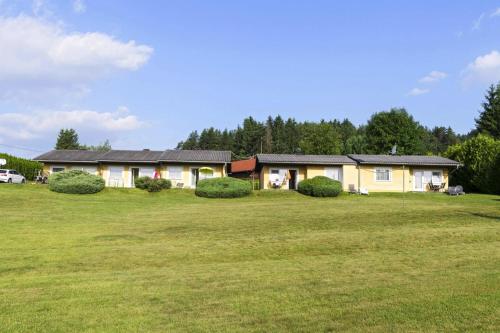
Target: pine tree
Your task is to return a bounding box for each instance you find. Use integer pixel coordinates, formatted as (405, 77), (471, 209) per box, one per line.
(476, 83), (500, 139)
(55, 129), (80, 150)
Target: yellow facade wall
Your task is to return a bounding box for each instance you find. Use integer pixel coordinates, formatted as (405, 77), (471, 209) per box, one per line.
(41, 163), (226, 188)
(260, 165), (306, 189)
(342, 164), (358, 191)
(358, 165), (450, 192)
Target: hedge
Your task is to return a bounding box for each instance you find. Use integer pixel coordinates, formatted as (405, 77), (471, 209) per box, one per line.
(48, 170), (105, 194)
(134, 176), (172, 192)
(0, 153), (43, 181)
(195, 177), (252, 198)
(298, 176), (343, 197)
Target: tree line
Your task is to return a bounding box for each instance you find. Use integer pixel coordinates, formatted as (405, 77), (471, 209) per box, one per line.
(177, 109), (465, 158)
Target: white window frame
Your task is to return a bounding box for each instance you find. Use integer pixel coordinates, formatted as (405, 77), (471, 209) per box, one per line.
(324, 167), (342, 182)
(374, 167), (392, 182)
(413, 169), (443, 191)
(51, 166), (65, 174)
(108, 166), (124, 187)
(168, 166), (183, 180)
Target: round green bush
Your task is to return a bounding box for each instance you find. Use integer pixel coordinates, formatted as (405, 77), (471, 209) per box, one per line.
(135, 177), (171, 192)
(195, 177), (252, 198)
(155, 178), (172, 190)
(298, 176), (343, 197)
(134, 176), (152, 190)
(48, 170), (105, 194)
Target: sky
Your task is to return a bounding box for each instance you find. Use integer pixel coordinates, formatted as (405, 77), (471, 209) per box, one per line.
(1, 0), (500, 157)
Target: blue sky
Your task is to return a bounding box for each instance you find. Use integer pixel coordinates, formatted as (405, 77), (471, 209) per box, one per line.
(1, 0), (500, 157)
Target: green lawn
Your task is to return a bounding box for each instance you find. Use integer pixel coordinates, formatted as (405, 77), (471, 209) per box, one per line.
(0, 185), (499, 332)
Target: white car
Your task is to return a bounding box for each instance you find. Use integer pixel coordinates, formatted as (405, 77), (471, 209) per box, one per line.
(0, 169), (26, 184)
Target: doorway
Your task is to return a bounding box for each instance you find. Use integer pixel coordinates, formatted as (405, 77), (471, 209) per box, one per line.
(190, 168), (199, 188)
(131, 168), (139, 187)
(288, 169), (297, 190)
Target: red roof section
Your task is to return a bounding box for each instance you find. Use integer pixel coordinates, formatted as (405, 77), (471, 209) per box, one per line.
(231, 158), (256, 173)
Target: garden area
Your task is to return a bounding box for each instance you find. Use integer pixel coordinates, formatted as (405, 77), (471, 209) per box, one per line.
(0, 184), (499, 332)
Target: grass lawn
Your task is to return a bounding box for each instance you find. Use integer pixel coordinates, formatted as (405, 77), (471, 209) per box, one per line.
(0, 185), (499, 332)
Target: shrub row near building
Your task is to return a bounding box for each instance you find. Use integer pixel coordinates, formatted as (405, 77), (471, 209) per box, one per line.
(0, 153), (43, 181)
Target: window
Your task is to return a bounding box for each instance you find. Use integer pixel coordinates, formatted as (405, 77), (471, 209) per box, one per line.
(168, 166), (183, 180)
(325, 167), (341, 181)
(271, 169), (279, 174)
(375, 167), (392, 182)
(431, 171), (442, 184)
(51, 167), (65, 173)
(9, 170), (18, 175)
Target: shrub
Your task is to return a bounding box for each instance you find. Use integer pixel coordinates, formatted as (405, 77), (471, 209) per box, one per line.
(155, 178), (172, 190)
(134, 176), (152, 190)
(135, 176), (172, 192)
(48, 170), (105, 194)
(298, 176), (343, 197)
(0, 153), (43, 181)
(146, 180), (163, 192)
(195, 177), (252, 198)
(445, 134), (500, 194)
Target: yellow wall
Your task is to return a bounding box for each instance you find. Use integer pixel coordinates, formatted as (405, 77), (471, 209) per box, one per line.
(260, 165), (306, 189)
(160, 164), (224, 189)
(357, 165), (449, 192)
(357, 165), (411, 192)
(342, 164), (358, 191)
(41, 163), (226, 188)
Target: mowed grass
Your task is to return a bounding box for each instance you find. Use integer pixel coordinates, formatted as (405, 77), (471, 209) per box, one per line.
(0, 185), (499, 332)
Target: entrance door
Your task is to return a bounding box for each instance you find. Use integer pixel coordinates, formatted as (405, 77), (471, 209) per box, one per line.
(288, 170), (297, 190)
(414, 171), (423, 191)
(131, 168), (139, 187)
(190, 168), (199, 188)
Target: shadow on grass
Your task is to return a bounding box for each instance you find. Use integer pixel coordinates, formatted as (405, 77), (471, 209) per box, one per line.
(468, 212), (500, 221)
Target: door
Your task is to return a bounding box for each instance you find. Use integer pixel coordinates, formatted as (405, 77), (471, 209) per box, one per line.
(288, 170), (297, 190)
(108, 167), (124, 187)
(131, 168), (140, 187)
(414, 171), (423, 191)
(190, 168), (199, 188)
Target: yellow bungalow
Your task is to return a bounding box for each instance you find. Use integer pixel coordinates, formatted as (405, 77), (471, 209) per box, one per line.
(256, 154), (357, 191)
(347, 154), (460, 192)
(255, 153), (460, 193)
(33, 149), (231, 188)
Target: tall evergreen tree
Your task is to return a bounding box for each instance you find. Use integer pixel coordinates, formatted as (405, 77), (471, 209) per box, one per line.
(55, 129), (80, 150)
(263, 117), (273, 153)
(476, 83), (500, 139)
(181, 131), (200, 150)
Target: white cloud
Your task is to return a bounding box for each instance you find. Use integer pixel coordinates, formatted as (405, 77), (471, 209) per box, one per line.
(407, 88), (430, 96)
(472, 13), (485, 31)
(419, 71), (447, 83)
(491, 8), (500, 17)
(0, 15), (153, 99)
(0, 107), (145, 141)
(72, 0), (86, 14)
(462, 50), (500, 84)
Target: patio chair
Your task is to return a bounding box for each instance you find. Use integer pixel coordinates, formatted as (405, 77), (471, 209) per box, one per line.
(348, 184), (357, 194)
(176, 182), (184, 188)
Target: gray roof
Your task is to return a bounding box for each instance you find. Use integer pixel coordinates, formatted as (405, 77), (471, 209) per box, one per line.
(256, 154), (355, 165)
(348, 154), (460, 166)
(33, 150), (105, 163)
(99, 150), (164, 162)
(159, 150), (231, 163)
(34, 149), (231, 164)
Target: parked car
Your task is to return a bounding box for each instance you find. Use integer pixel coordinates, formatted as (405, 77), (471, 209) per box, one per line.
(0, 169), (26, 183)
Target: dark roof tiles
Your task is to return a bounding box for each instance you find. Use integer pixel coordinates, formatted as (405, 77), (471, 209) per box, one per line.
(256, 154), (355, 165)
(348, 154), (460, 166)
(34, 149), (231, 164)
